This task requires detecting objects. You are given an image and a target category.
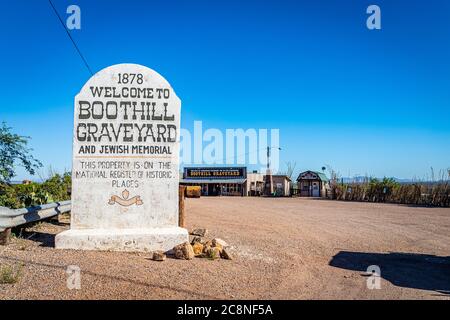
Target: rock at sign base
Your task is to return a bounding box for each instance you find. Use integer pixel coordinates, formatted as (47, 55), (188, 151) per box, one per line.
(202, 243), (211, 254)
(173, 242), (195, 260)
(214, 243), (223, 254)
(152, 250), (166, 261)
(221, 248), (233, 260)
(209, 240), (223, 253)
(190, 228), (207, 237)
(212, 238), (229, 248)
(207, 247), (221, 260)
(204, 240), (213, 247)
(202, 240), (214, 252)
(192, 242), (204, 256)
(189, 235), (203, 245)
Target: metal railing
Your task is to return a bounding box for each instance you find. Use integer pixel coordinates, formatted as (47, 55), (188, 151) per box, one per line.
(0, 201), (71, 232)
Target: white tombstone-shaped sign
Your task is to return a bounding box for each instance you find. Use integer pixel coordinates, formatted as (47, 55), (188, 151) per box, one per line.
(56, 64), (188, 252)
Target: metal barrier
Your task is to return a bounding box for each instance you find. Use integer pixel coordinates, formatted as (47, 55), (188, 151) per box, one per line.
(0, 201), (71, 235)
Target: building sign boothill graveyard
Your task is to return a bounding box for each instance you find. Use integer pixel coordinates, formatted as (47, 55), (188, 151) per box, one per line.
(56, 64), (188, 252)
(184, 167), (247, 180)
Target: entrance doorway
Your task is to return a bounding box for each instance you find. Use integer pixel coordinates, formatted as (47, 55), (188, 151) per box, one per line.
(208, 184), (220, 196)
(312, 182), (320, 197)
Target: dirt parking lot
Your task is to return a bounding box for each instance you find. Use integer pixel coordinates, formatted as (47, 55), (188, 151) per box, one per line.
(1, 197), (450, 299)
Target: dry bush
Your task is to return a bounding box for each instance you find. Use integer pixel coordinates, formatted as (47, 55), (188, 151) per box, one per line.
(0, 264), (22, 284)
(331, 178), (449, 207)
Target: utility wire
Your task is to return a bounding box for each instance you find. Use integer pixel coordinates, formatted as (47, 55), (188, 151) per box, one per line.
(48, 0), (93, 75)
(222, 149), (261, 163)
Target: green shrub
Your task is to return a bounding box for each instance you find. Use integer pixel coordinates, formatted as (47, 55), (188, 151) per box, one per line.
(0, 264), (22, 284)
(0, 172), (71, 209)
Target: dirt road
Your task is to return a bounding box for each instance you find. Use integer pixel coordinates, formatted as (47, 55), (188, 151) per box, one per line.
(1, 197), (449, 299)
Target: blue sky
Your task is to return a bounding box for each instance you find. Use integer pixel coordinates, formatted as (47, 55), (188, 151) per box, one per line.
(1, 0), (449, 180)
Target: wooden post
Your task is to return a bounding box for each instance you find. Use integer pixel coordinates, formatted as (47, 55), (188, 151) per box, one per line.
(179, 186), (186, 228)
(0, 228), (11, 246)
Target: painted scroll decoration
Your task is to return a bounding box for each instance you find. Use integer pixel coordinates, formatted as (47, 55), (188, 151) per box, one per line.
(108, 189), (143, 207)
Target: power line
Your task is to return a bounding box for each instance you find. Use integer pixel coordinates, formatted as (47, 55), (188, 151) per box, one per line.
(47, 0), (93, 75)
(222, 148), (261, 163)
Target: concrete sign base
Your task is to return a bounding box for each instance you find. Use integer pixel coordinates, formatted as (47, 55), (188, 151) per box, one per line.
(56, 227), (188, 252)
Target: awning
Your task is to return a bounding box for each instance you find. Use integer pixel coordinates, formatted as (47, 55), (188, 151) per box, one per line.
(180, 178), (246, 184)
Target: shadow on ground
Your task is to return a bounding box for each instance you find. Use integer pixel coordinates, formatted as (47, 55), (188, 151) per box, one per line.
(10, 216), (71, 248)
(19, 230), (55, 248)
(329, 251), (450, 295)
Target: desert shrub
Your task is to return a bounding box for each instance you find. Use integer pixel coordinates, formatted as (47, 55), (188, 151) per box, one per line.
(331, 178), (449, 207)
(0, 264), (22, 284)
(0, 172), (71, 209)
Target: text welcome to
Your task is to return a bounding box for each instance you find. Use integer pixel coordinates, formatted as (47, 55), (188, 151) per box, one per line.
(76, 85), (177, 144)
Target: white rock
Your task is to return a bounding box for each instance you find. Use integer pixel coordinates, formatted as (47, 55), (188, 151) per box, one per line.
(190, 228), (207, 237)
(212, 238), (229, 248)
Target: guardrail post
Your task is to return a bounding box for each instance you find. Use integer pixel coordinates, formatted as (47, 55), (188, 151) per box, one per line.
(0, 228), (11, 245)
(179, 186), (186, 228)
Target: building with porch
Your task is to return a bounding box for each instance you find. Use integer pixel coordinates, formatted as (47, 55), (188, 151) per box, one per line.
(180, 167), (247, 196)
(296, 170), (329, 197)
(180, 167), (292, 197)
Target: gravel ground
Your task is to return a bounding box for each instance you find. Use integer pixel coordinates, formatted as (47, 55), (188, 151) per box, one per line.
(1, 197), (450, 299)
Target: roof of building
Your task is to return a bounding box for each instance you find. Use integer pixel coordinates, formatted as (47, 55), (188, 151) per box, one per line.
(296, 170), (329, 182)
(315, 172), (329, 182)
(180, 178), (247, 184)
(272, 175), (292, 181)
